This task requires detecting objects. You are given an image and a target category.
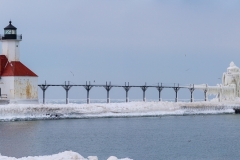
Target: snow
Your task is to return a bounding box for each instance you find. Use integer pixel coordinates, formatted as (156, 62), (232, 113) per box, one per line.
(0, 101), (239, 121)
(0, 151), (133, 160)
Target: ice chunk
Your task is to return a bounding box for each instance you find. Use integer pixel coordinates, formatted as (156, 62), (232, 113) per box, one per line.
(0, 151), (132, 160)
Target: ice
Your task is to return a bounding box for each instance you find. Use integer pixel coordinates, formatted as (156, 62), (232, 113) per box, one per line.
(0, 151), (133, 160)
(0, 101), (239, 121)
(107, 156), (132, 160)
(191, 62), (240, 102)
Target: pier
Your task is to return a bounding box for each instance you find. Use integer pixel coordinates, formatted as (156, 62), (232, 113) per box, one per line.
(38, 81), (208, 104)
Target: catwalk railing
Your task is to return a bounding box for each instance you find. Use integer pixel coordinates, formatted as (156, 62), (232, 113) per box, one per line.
(38, 81), (204, 104)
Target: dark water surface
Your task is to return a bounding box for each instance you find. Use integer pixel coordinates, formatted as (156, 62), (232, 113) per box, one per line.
(0, 115), (240, 160)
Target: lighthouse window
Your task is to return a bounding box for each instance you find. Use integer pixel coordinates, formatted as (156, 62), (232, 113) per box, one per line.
(5, 30), (11, 34)
(4, 30), (16, 34)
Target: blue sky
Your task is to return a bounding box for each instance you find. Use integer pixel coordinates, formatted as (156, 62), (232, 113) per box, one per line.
(0, 0), (240, 100)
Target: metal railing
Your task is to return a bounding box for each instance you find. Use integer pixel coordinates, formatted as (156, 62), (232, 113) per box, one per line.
(16, 34), (22, 40)
(0, 34), (22, 40)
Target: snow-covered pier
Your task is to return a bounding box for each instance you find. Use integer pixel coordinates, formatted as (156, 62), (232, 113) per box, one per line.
(39, 61), (240, 105)
(0, 101), (239, 121)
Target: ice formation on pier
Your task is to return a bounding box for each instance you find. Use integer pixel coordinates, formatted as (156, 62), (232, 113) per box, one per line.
(194, 62), (240, 102)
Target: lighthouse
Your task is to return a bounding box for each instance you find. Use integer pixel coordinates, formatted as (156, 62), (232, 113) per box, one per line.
(222, 62), (240, 97)
(0, 21), (38, 104)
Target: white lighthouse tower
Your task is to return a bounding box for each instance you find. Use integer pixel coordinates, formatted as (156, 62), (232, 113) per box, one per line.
(222, 62), (240, 97)
(0, 21), (38, 104)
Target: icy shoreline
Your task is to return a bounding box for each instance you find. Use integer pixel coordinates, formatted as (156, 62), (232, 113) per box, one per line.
(0, 151), (132, 160)
(0, 101), (239, 121)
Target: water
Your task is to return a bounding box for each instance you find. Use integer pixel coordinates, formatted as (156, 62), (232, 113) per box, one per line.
(0, 114), (240, 159)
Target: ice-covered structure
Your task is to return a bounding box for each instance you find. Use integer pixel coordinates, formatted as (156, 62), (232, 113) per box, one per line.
(194, 62), (239, 102)
(222, 62), (240, 96)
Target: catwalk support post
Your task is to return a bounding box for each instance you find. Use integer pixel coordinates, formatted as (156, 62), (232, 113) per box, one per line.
(173, 83), (180, 102)
(204, 84), (208, 101)
(141, 82), (148, 102)
(156, 83), (163, 101)
(39, 80), (49, 104)
(84, 81), (93, 104)
(123, 82), (131, 102)
(104, 81), (112, 103)
(189, 84), (195, 102)
(62, 81), (72, 104)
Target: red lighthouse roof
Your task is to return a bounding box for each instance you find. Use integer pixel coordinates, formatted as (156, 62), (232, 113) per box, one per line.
(0, 55), (37, 77)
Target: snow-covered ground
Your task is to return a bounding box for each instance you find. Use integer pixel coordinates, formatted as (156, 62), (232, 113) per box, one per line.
(0, 151), (132, 160)
(0, 100), (239, 121)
